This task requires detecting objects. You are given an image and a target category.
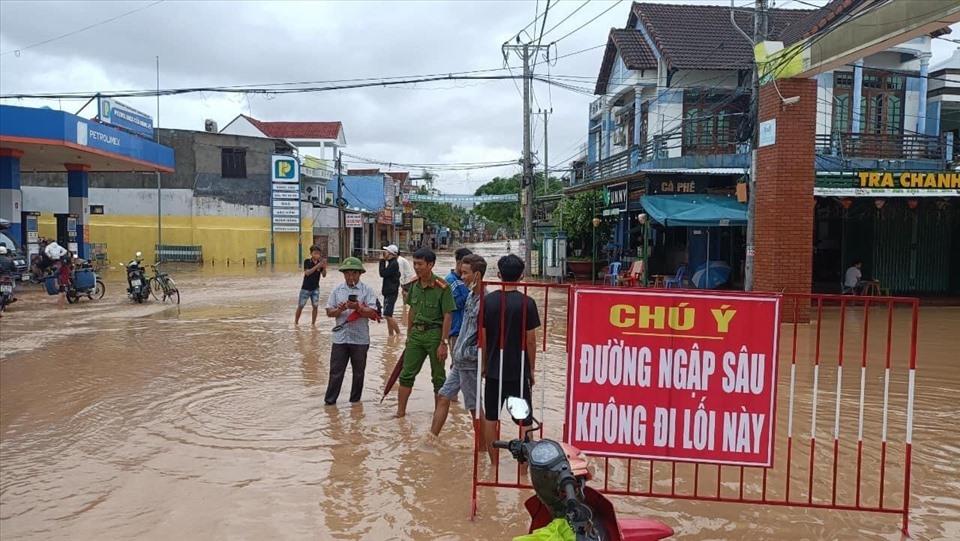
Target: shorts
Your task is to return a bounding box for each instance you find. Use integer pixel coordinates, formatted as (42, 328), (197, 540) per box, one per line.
(439, 364), (479, 410)
(484, 378), (533, 425)
(383, 293), (398, 317)
(298, 288), (319, 308)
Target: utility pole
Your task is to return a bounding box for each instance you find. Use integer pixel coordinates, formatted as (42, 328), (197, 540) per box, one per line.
(522, 43), (533, 275)
(542, 109), (551, 196)
(503, 42), (550, 276)
(735, 0), (767, 291)
(336, 150), (345, 262)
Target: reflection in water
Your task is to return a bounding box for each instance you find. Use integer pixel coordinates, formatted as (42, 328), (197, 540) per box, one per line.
(1, 249), (958, 540)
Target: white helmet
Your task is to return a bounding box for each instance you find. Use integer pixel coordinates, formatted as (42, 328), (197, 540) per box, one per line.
(0, 245), (8, 255)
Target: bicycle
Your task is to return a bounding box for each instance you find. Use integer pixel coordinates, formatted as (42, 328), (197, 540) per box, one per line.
(148, 263), (180, 304)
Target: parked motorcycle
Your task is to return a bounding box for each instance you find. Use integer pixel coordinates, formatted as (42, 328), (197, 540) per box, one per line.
(0, 274), (16, 314)
(125, 251), (150, 303)
(494, 398), (673, 541)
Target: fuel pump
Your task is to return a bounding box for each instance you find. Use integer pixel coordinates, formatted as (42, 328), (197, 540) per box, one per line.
(55, 213), (79, 255)
(20, 211), (40, 258)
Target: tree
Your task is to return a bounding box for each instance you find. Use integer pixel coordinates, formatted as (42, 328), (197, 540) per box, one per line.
(555, 190), (610, 256)
(413, 170), (462, 231)
(472, 173), (563, 235)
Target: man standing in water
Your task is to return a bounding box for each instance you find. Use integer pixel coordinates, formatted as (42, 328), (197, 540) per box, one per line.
(379, 244), (402, 337)
(396, 248), (455, 418)
(296, 245), (327, 325)
(482, 254), (540, 464)
(444, 247), (472, 354)
(324, 257), (378, 405)
(431, 254), (486, 438)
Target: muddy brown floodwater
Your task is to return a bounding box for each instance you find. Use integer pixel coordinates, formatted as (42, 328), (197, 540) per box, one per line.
(1, 241), (958, 540)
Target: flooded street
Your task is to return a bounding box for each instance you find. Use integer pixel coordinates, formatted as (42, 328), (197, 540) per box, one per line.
(1, 243), (958, 540)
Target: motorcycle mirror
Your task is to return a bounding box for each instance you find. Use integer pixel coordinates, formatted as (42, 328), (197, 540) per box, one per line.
(505, 397), (530, 422)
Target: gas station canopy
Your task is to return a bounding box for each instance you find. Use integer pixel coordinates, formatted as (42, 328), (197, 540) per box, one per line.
(0, 104), (174, 172)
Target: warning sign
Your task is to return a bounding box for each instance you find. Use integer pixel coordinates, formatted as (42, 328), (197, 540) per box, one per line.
(565, 289), (781, 467)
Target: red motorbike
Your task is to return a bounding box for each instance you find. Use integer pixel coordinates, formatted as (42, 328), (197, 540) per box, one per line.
(494, 398), (674, 541)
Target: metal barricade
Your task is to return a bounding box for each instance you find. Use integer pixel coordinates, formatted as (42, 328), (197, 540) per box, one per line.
(470, 288), (920, 536)
(155, 244), (203, 264)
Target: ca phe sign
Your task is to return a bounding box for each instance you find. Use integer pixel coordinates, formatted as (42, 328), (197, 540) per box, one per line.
(565, 289), (780, 467)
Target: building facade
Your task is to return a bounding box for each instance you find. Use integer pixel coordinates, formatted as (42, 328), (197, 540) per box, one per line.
(567, 1), (959, 295)
(21, 127), (312, 264)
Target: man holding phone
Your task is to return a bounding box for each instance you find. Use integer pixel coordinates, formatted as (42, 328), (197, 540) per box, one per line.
(324, 257), (378, 405)
(296, 245), (327, 325)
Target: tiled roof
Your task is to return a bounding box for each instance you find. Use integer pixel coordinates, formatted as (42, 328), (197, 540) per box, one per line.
(242, 115), (342, 140)
(385, 171), (410, 182)
(627, 2), (813, 70)
(779, 0), (858, 45)
(596, 29), (659, 94)
(347, 168), (381, 175)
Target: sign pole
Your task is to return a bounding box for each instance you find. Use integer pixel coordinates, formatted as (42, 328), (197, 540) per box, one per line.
(156, 56), (162, 261)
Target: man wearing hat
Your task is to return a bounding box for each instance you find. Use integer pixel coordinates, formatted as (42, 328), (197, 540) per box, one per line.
(324, 257), (379, 405)
(378, 244), (402, 337)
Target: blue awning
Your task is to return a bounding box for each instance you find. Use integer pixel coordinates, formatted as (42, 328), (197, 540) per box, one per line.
(640, 194), (747, 227)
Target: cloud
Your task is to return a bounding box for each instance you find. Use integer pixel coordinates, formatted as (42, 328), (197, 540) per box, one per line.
(2, 1), (956, 193)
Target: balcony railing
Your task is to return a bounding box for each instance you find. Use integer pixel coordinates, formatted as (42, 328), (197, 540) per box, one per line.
(816, 132), (945, 161)
(580, 147), (635, 185)
(590, 97), (606, 119)
(640, 132), (749, 162)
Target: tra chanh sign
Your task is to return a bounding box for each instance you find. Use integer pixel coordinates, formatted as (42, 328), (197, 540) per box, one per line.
(98, 97), (154, 139)
(857, 171), (960, 190)
(565, 288), (781, 467)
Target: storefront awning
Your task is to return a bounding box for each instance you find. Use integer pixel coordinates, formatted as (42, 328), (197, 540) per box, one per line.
(640, 194), (747, 227)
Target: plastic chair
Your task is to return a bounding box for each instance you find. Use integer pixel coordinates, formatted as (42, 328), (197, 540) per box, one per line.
(621, 260), (645, 287)
(605, 262), (622, 286)
(664, 265), (686, 288)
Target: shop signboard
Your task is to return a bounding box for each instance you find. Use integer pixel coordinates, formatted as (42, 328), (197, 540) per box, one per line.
(345, 213), (363, 228)
(856, 171), (960, 190)
(565, 288), (781, 467)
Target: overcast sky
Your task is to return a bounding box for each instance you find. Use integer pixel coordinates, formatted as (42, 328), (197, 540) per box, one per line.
(1, 1), (957, 193)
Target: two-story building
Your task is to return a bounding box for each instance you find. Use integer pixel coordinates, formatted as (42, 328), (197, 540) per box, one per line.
(571, 1), (958, 295)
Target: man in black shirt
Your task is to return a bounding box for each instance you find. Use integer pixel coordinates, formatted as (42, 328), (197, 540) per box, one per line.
(379, 244), (402, 336)
(295, 245), (327, 325)
(482, 254), (540, 465)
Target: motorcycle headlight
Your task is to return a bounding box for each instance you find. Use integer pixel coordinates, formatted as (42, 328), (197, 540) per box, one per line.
(528, 440), (563, 467)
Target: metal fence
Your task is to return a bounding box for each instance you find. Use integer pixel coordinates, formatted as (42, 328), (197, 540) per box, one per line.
(471, 287), (920, 536)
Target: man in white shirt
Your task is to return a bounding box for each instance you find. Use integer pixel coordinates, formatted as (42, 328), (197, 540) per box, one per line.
(324, 257), (379, 405)
(843, 260), (863, 294)
(397, 251), (416, 302)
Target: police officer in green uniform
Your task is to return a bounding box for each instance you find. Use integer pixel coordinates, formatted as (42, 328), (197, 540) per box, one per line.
(396, 247), (456, 418)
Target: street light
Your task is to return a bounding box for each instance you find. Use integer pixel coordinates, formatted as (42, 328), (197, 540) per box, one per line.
(637, 213), (649, 287)
(592, 217), (601, 284)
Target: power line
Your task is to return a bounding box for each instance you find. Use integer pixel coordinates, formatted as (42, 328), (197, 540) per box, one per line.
(541, 0), (591, 40)
(552, 0), (626, 44)
(0, 0), (166, 57)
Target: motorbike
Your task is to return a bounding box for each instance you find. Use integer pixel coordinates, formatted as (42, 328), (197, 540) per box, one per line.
(125, 251), (150, 303)
(494, 398), (674, 541)
(0, 274), (16, 314)
(64, 262), (105, 304)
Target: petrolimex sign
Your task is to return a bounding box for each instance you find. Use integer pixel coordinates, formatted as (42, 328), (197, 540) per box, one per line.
(272, 155), (299, 183)
(271, 155), (300, 232)
(858, 171), (960, 190)
(98, 97), (154, 139)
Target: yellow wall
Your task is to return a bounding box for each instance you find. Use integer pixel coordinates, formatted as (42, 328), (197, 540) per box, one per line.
(37, 214), (312, 264)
